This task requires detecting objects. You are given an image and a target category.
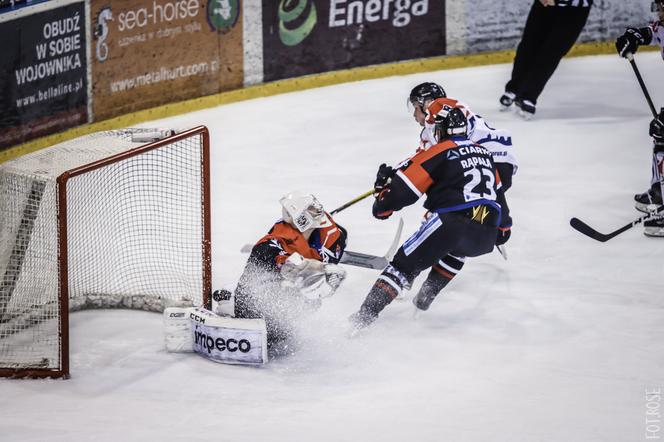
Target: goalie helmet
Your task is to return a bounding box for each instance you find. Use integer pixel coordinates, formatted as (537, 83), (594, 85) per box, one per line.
(280, 191), (332, 233)
(408, 82), (446, 108)
(434, 107), (468, 142)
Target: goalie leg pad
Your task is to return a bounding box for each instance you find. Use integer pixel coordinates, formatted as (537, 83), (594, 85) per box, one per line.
(190, 308), (268, 366)
(164, 307), (195, 352)
(164, 307), (269, 365)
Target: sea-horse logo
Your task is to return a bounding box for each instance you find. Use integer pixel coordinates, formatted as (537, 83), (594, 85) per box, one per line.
(279, 0), (317, 46)
(208, 0), (240, 33)
(94, 7), (113, 62)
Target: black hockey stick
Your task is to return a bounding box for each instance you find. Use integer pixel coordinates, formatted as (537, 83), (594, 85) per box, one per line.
(570, 205), (664, 242)
(330, 189), (374, 215)
(626, 53), (658, 118)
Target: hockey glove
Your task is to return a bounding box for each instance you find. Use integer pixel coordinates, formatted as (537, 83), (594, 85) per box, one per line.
(374, 163), (395, 194)
(616, 27), (652, 58)
(650, 109), (664, 142)
(372, 189), (394, 220)
(495, 226), (511, 246)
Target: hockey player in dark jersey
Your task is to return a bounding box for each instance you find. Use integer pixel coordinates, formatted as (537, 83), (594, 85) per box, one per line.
(406, 83), (513, 312)
(616, 0), (664, 236)
(349, 107), (512, 330)
(233, 191), (348, 346)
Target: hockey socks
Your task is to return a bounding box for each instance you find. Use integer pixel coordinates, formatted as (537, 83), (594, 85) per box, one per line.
(349, 265), (407, 329)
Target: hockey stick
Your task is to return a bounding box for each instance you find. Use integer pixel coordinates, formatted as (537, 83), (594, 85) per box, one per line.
(570, 205), (664, 242)
(339, 218), (403, 269)
(330, 189), (374, 215)
(626, 53), (658, 118)
(239, 218), (404, 270)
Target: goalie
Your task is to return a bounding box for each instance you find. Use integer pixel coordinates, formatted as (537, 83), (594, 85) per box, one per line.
(231, 191), (348, 349)
(165, 192), (348, 364)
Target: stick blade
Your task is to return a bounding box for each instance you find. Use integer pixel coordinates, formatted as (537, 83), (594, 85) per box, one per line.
(569, 217), (610, 242)
(340, 251), (388, 270)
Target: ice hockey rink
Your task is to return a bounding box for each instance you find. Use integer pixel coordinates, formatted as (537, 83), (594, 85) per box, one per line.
(2, 52), (664, 442)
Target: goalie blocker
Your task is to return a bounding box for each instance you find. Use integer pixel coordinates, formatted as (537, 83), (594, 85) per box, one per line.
(164, 307), (268, 366)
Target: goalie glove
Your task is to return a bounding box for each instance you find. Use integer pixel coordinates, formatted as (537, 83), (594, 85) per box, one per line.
(280, 253), (346, 300)
(324, 264), (346, 291)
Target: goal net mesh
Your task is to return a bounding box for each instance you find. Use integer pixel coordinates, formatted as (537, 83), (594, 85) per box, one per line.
(0, 128), (208, 375)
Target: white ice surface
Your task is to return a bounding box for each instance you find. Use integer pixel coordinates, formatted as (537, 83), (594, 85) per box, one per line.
(2, 53), (664, 442)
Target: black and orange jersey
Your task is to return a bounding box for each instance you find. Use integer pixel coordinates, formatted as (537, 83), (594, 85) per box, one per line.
(248, 215), (347, 273)
(374, 136), (508, 226)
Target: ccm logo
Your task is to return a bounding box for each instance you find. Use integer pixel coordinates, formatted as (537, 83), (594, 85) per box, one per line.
(195, 331), (251, 354)
(189, 313), (206, 323)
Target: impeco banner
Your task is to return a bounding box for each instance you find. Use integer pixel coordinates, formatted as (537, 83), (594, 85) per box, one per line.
(90, 0), (243, 121)
(0, 0), (88, 150)
(262, 0), (445, 82)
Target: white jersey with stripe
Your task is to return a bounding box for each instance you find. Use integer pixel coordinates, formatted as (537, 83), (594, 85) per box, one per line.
(649, 21), (664, 59)
(419, 100), (518, 173)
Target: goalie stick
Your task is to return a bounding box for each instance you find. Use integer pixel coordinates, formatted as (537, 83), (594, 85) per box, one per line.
(240, 218), (404, 270)
(340, 218), (404, 269)
(569, 206), (664, 242)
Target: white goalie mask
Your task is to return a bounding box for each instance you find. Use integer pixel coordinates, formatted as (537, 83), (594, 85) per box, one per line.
(280, 191), (332, 233)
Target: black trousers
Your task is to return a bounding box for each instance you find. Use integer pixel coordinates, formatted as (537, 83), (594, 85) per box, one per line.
(506, 1), (591, 104)
(391, 212), (497, 284)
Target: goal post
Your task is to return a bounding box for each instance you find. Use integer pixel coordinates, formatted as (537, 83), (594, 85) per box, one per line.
(0, 126), (211, 378)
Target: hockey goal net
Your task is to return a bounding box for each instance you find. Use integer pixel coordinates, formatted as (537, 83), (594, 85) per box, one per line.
(0, 126), (211, 378)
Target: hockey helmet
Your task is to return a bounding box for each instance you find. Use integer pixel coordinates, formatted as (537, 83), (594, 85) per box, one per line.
(653, 0), (664, 15)
(434, 107), (468, 141)
(280, 191), (332, 233)
(408, 82), (446, 109)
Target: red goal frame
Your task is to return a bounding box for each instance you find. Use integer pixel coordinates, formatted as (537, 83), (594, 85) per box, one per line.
(0, 126), (211, 379)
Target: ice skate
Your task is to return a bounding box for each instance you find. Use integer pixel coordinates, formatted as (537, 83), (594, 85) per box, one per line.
(499, 91), (516, 111)
(412, 288), (438, 312)
(346, 310), (376, 338)
(644, 217), (664, 237)
(515, 99), (536, 120)
(634, 186), (662, 213)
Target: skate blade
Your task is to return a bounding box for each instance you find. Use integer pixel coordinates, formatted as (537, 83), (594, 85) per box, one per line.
(644, 228), (664, 238)
(516, 109), (534, 121)
(635, 202), (660, 214)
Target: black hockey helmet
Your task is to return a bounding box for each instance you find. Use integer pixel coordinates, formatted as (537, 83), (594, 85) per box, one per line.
(408, 82), (446, 108)
(653, 0), (664, 11)
(435, 107), (468, 141)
